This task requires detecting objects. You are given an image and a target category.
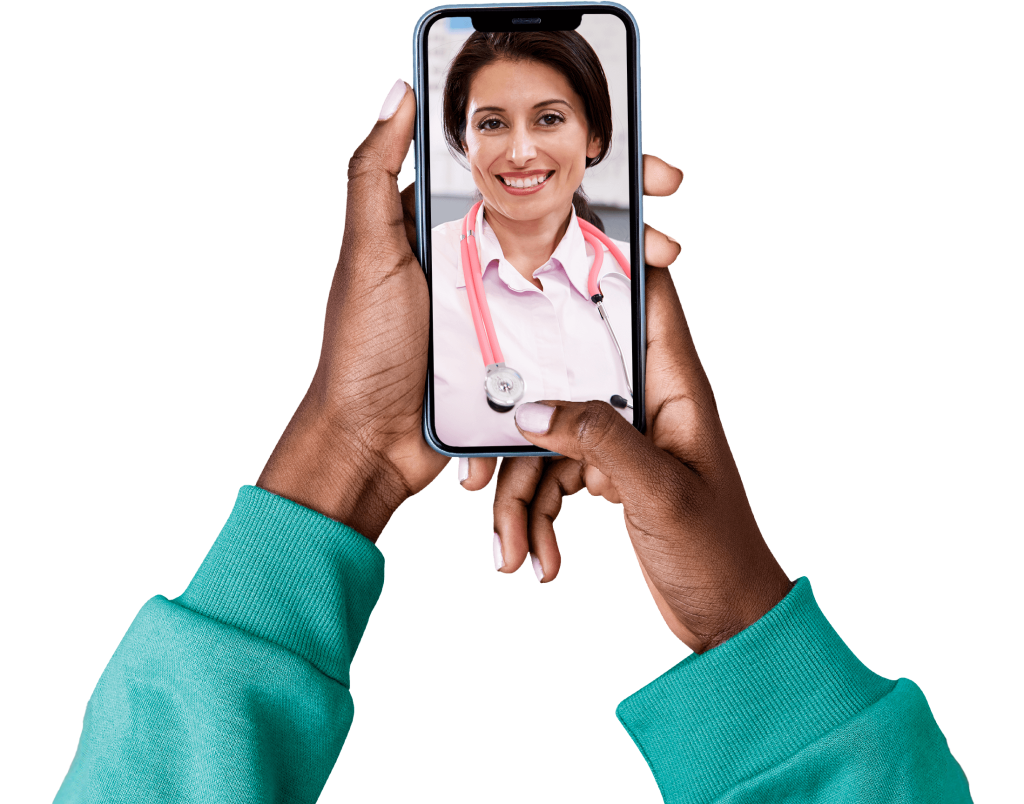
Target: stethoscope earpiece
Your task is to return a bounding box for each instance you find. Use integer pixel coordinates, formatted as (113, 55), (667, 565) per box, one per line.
(610, 394), (633, 410)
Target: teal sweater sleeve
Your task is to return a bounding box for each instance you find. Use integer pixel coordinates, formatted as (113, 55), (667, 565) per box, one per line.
(616, 577), (973, 802)
(55, 485), (385, 803)
(57, 485), (972, 802)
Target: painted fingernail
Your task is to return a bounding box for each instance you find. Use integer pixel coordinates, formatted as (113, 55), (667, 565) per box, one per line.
(493, 532), (504, 571)
(458, 456), (469, 484)
(532, 553), (544, 582)
(378, 79), (407, 121)
(514, 402), (554, 434)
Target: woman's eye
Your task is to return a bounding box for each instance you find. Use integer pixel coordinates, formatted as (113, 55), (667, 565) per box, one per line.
(539, 113), (565, 125)
(477, 118), (503, 131)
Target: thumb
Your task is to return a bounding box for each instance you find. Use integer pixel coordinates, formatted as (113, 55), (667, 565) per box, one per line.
(343, 79), (416, 260)
(513, 400), (677, 501)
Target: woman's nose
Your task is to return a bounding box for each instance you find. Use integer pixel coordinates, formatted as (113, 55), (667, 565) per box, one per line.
(507, 126), (537, 165)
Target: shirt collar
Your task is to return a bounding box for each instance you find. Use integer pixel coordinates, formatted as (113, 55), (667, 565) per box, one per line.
(547, 206), (594, 300)
(454, 203), (619, 300)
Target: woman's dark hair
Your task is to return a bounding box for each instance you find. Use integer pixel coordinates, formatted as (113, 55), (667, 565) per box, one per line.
(441, 30), (612, 231)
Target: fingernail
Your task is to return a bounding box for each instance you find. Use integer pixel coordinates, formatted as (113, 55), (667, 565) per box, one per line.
(514, 402), (554, 434)
(532, 553), (544, 582)
(378, 79), (407, 121)
(493, 532), (504, 571)
(458, 456), (469, 484)
(666, 235), (680, 245)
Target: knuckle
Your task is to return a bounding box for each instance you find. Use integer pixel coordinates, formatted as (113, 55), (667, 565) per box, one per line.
(493, 489), (525, 520)
(552, 473), (577, 497)
(347, 143), (386, 183)
(528, 506), (557, 536)
(346, 154), (368, 182)
(494, 487), (539, 523)
(532, 483), (562, 519)
(572, 401), (618, 451)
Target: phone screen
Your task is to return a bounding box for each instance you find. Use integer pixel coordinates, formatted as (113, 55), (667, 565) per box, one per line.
(415, 7), (643, 456)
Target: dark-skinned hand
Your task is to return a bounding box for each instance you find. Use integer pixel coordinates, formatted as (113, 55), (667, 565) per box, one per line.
(255, 80), (446, 541)
(462, 161), (794, 654)
(255, 80), (687, 547)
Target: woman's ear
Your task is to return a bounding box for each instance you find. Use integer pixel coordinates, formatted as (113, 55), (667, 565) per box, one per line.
(586, 134), (603, 161)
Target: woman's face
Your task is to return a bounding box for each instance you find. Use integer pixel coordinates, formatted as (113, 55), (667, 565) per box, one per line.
(462, 58), (602, 224)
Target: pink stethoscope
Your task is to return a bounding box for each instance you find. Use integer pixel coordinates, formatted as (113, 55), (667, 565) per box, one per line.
(460, 200), (634, 413)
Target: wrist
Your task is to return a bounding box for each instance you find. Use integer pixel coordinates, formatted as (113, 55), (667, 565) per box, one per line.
(701, 562), (795, 653)
(256, 401), (407, 542)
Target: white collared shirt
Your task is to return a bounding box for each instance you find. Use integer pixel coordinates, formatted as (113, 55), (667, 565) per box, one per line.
(430, 203), (633, 449)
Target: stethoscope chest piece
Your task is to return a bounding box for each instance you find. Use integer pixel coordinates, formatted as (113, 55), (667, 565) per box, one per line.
(484, 362), (526, 413)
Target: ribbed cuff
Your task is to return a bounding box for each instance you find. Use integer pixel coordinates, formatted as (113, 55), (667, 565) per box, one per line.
(615, 577), (896, 804)
(173, 485), (385, 687)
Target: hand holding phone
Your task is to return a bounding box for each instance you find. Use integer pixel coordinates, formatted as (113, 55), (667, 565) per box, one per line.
(459, 154), (684, 581)
(258, 3), (682, 539)
(490, 263), (794, 653)
(257, 80), (448, 542)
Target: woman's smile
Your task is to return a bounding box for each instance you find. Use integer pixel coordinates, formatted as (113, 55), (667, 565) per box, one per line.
(496, 169), (555, 194)
(462, 58), (602, 226)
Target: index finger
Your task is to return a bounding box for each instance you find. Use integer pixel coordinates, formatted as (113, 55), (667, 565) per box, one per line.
(643, 154), (683, 197)
(644, 265), (721, 461)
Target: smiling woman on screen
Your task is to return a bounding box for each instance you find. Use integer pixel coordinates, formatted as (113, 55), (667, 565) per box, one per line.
(431, 30), (633, 449)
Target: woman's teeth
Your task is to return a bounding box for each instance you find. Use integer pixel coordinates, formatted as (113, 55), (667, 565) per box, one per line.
(501, 173), (550, 188)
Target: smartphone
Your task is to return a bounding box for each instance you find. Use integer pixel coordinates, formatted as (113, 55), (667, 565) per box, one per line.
(413, 2), (645, 457)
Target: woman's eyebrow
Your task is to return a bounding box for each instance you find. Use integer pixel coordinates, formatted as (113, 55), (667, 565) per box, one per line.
(533, 98), (572, 109)
(470, 99), (573, 116)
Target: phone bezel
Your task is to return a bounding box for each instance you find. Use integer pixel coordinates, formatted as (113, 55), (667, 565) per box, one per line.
(413, 2), (645, 458)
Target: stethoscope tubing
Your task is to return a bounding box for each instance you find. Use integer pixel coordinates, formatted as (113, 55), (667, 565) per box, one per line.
(578, 217), (632, 299)
(460, 201), (504, 366)
(462, 201), (631, 371)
